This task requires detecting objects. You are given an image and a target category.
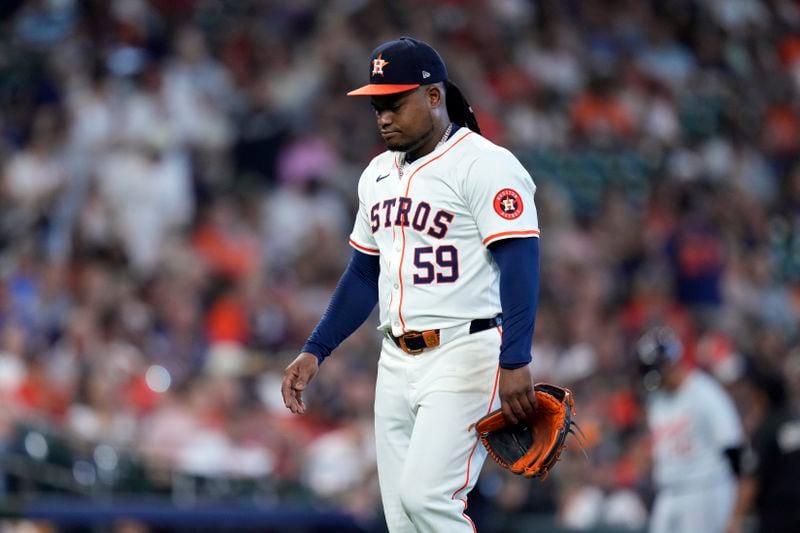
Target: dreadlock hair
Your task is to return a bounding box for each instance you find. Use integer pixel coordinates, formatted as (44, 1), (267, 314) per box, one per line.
(445, 80), (481, 134)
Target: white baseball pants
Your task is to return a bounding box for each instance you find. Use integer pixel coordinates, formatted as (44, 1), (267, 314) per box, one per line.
(374, 327), (502, 533)
(649, 478), (736, 533)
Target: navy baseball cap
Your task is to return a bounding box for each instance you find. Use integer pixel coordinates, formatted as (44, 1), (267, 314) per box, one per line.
(347, 37), (448, 96)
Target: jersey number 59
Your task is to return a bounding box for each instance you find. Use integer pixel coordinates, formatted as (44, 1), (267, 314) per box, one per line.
(413, 245), (459, 284)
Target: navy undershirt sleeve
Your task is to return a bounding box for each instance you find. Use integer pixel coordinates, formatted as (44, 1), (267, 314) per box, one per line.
(488, 237), (540, 369)
(301, 250), (380, 364)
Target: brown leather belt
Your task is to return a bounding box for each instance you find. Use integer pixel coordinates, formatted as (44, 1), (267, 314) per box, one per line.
(388, 315), (502, 355)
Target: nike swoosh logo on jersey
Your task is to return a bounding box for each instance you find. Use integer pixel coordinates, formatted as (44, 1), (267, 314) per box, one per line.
(376, 173), (390, 182)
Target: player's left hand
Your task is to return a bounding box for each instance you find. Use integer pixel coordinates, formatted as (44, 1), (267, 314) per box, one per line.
(498, 365), (538, 424)
(281, 352), (319, 415)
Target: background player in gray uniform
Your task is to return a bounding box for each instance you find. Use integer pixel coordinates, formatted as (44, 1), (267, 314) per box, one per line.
(636, 327), (744, 533)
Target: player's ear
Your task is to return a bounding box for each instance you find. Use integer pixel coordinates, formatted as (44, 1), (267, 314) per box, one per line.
(426, 84), (444, 109)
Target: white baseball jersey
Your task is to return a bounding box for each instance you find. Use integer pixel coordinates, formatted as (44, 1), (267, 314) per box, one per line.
(348, 128), (539, 337)
(648, 370), (742, 488)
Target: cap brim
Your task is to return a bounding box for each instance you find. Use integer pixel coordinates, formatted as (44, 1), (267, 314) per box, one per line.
(346, 84), (420, 96)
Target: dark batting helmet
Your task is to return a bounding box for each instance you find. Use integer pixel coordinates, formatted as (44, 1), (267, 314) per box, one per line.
(635, 326), (683, 392)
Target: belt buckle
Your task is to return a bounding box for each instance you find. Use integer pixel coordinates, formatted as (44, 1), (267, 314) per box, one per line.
(399, 331), (425, 355)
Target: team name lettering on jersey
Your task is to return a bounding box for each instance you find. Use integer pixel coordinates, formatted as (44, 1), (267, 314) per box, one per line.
(653, 417), (694, 457)
(370, 197), (453, 238)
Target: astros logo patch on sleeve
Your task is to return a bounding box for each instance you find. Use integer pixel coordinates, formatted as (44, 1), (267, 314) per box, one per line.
(493, 189), (524, 220)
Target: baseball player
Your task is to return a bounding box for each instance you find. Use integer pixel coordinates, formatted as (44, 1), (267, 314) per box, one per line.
(636, 327), (744, 533)
(281, 37), (542, 532)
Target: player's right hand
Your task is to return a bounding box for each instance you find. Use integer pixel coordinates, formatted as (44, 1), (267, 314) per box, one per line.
(498, 365), (538, 425)
(281, 352), (319, 415)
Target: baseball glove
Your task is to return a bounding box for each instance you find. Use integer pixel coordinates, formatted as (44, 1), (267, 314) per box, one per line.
(475, 383), (584, 479)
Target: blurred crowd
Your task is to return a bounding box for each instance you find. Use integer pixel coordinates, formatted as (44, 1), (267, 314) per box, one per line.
(0, 0), (799, 531)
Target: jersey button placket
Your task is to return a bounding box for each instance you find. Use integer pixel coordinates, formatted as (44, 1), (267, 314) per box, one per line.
(387, 192), (404, 333)
(391, 159), (409, 335)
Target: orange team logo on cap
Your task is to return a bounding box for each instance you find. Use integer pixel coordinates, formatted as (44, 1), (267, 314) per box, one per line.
(372, 53), (390, 76)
